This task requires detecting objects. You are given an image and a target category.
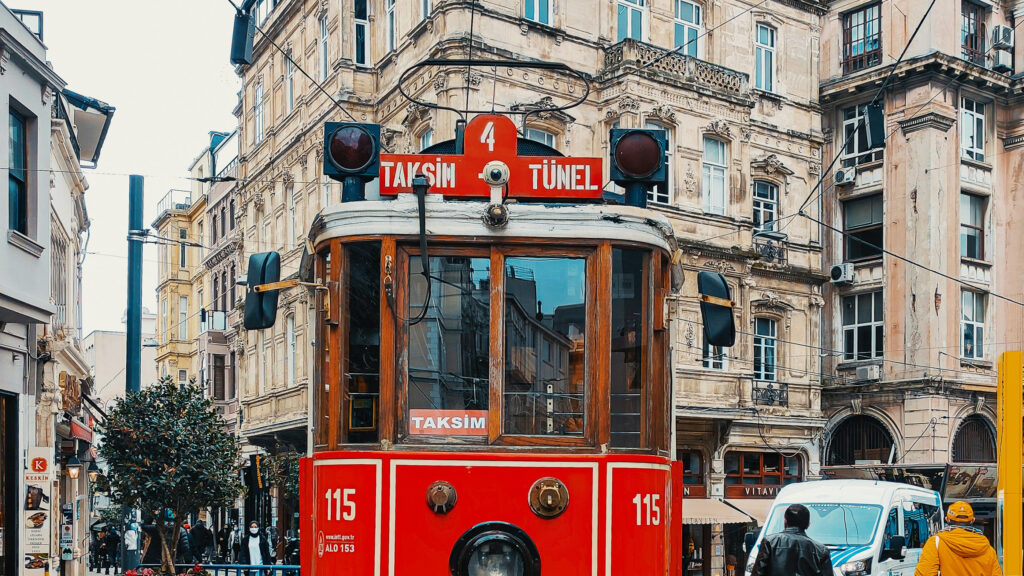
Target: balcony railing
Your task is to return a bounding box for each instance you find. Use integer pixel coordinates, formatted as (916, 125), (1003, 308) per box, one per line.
(201, 310), (227, 333)
(753, 237), (787, 265)
(603, 39), (749, 96)
(752, 381), (788, 407)
(156, 189), (192, 215)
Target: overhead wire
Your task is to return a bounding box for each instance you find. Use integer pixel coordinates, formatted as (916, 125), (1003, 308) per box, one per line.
(794, 0), (939, 217)
(639, 0), (772, 72)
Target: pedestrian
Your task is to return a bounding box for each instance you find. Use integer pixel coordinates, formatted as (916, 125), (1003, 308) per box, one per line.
(238, 521), (272, 575)
(914, 501), (1002, 576)
(96, 530), (109, 573)
(104, 527), (121, 574)
(191, 520), (212, 563)
(229, 523), (241, 563)
(750, 504), (834, 576)
(140, 517), (162, 566)
(265, 525), (279, 563)
(123, 522), (142, 571)
(176, 523), (194, 566)
(217, 522), (232, 562)
(90, 531), (101, 571)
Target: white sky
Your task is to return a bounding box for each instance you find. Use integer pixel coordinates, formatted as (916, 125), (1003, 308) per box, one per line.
(22, 0), (241, 333)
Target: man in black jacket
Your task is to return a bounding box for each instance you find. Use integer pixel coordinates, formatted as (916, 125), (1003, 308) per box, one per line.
(751, 504), (834, 576)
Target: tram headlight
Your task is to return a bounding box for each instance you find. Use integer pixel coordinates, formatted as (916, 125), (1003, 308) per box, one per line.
(450, 522), (540, 576)
(467, 539), (524, 576)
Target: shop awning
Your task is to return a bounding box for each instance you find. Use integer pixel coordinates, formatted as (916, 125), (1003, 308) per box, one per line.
(682, 498), (753, 525)
(725, 499), (776, 526)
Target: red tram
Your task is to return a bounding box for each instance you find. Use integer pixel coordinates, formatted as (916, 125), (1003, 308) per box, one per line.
(294, 114), (683, 575)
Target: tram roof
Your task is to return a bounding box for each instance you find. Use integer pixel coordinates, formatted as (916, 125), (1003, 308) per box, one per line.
(312, 193), (677, 253)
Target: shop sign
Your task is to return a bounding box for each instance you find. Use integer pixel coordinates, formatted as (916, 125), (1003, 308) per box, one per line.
(681, 485), (707, 499)
(724, 484), (782, 499)
(945, 465), (999, 500)
(59, 371), (83, 413)
(23, 447), (52, 575)
(409, 409), (487, 436)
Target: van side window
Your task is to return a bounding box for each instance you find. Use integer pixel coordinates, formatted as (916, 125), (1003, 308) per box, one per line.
(903, 502), (940, 549)
(882, 507), (899, 547)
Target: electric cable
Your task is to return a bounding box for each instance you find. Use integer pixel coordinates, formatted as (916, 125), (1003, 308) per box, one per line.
(794, 0), (938, 217)
(798, 211), (1024, 308)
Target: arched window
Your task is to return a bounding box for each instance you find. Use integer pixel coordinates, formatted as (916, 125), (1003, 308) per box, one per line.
(826, 414), (895, 465)
(952, 415), (996, 463)
(524, 127), (557, 149)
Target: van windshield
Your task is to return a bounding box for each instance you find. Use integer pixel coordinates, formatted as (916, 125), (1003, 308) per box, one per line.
(764, 504), (882, 547)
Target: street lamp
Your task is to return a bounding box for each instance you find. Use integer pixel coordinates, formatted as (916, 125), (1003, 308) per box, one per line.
(66, 455), (82, 479)
(142, 338), (159, 348)
(88, 461), (101, 483)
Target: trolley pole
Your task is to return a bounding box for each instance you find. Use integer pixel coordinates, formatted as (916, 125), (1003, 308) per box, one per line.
(126, 175), (144, 394)
(997, 351), (1022, 575)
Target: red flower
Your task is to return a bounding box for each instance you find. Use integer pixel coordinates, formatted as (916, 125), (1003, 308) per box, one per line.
(125, 570), (137, 576)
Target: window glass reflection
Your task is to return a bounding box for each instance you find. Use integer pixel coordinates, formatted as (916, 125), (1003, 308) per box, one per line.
(503, 257), (586, 436)
(407, 256), (491, 437)
(610, 249), (645, 447)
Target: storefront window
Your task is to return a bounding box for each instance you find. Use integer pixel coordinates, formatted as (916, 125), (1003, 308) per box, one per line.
(503, 257), (586, 437)
(407, 255), (491, 438)
(724, 452), (801, 489)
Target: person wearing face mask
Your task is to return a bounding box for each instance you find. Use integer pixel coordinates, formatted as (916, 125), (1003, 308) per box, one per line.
(238, 521), (272, 574)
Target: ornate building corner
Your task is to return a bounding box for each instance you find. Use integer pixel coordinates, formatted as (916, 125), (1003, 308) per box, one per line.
(899, 112), (955, 135)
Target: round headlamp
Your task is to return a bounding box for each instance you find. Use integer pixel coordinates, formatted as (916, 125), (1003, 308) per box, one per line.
(327, 125), (376, 173)
(450, 522), (540, 576)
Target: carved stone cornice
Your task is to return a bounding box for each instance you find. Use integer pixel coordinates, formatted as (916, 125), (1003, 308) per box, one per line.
(899, 112), (955, 135)
(751, 153), (794, 176)
(1003, 133), (1024, 151)
(204, 237), (241, 270)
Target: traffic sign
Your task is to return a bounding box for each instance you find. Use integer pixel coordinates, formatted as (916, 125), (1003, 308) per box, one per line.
(379, 114), (603, 199)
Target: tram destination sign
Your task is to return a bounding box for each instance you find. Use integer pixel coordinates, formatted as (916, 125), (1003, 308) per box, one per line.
(379, 114), (603, 199)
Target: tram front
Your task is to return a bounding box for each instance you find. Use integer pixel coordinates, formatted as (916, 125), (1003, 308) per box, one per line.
(293, 114), (682, 575)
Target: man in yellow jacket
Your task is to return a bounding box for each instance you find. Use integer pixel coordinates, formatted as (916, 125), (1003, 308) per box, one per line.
(914, 501), (1002, 576)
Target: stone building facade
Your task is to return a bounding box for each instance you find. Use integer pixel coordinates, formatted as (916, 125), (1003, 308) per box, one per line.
(233, 0), (828, 567)
(816, 0), (1024, 540)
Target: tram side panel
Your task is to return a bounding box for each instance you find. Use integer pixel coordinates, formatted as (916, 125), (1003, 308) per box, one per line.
(304, 453), (673, 575)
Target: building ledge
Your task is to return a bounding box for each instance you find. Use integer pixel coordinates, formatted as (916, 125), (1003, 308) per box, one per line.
(8, 229), (44, 258)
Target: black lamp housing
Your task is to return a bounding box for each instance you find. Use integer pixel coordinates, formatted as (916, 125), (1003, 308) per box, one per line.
(609, 128), (668, 209)
(323, 123), (381, 202)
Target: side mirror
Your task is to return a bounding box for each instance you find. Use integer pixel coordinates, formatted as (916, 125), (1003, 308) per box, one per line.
(243, 252), (281, 330)
(881, 535), (906, 561)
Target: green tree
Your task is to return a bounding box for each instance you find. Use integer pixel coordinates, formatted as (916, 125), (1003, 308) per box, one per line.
(99, 378), (241, 574)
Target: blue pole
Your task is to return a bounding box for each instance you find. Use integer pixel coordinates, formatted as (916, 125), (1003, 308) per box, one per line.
(126, 175), (144, 394)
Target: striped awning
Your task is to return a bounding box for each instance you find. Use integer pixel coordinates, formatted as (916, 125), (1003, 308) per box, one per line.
(725, 499), (776, 526)
(681, 498), (753, 525)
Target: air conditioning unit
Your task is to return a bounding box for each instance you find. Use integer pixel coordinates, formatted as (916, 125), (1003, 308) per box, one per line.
(856, 365), (880, 382)
(992, 49), (1012, 72)
(829, 262), (856, 284)
(992, 25), (1014, 50)
(835, 166), (857, 186)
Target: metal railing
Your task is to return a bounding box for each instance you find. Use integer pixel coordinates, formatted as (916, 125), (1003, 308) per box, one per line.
(156, 189), (193, 216)
(138, 564), (299, 576)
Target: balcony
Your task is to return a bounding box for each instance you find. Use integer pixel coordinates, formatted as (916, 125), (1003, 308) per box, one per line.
(156, 189), (192, 216)
(201, 310), (227, 333)
(602, 39), (749, 98)
(752, 237), (787, 265)
(752, 381), (788, 407)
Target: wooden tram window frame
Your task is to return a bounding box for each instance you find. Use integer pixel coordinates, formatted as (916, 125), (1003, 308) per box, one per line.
(491, 244), (599, 448)
(313, 248), (331, 450)
(394, 244), (493, 445)
(315, 235), (670, 454)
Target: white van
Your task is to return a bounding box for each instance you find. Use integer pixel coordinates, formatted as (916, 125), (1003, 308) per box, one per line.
(743, 480), (944, 576)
